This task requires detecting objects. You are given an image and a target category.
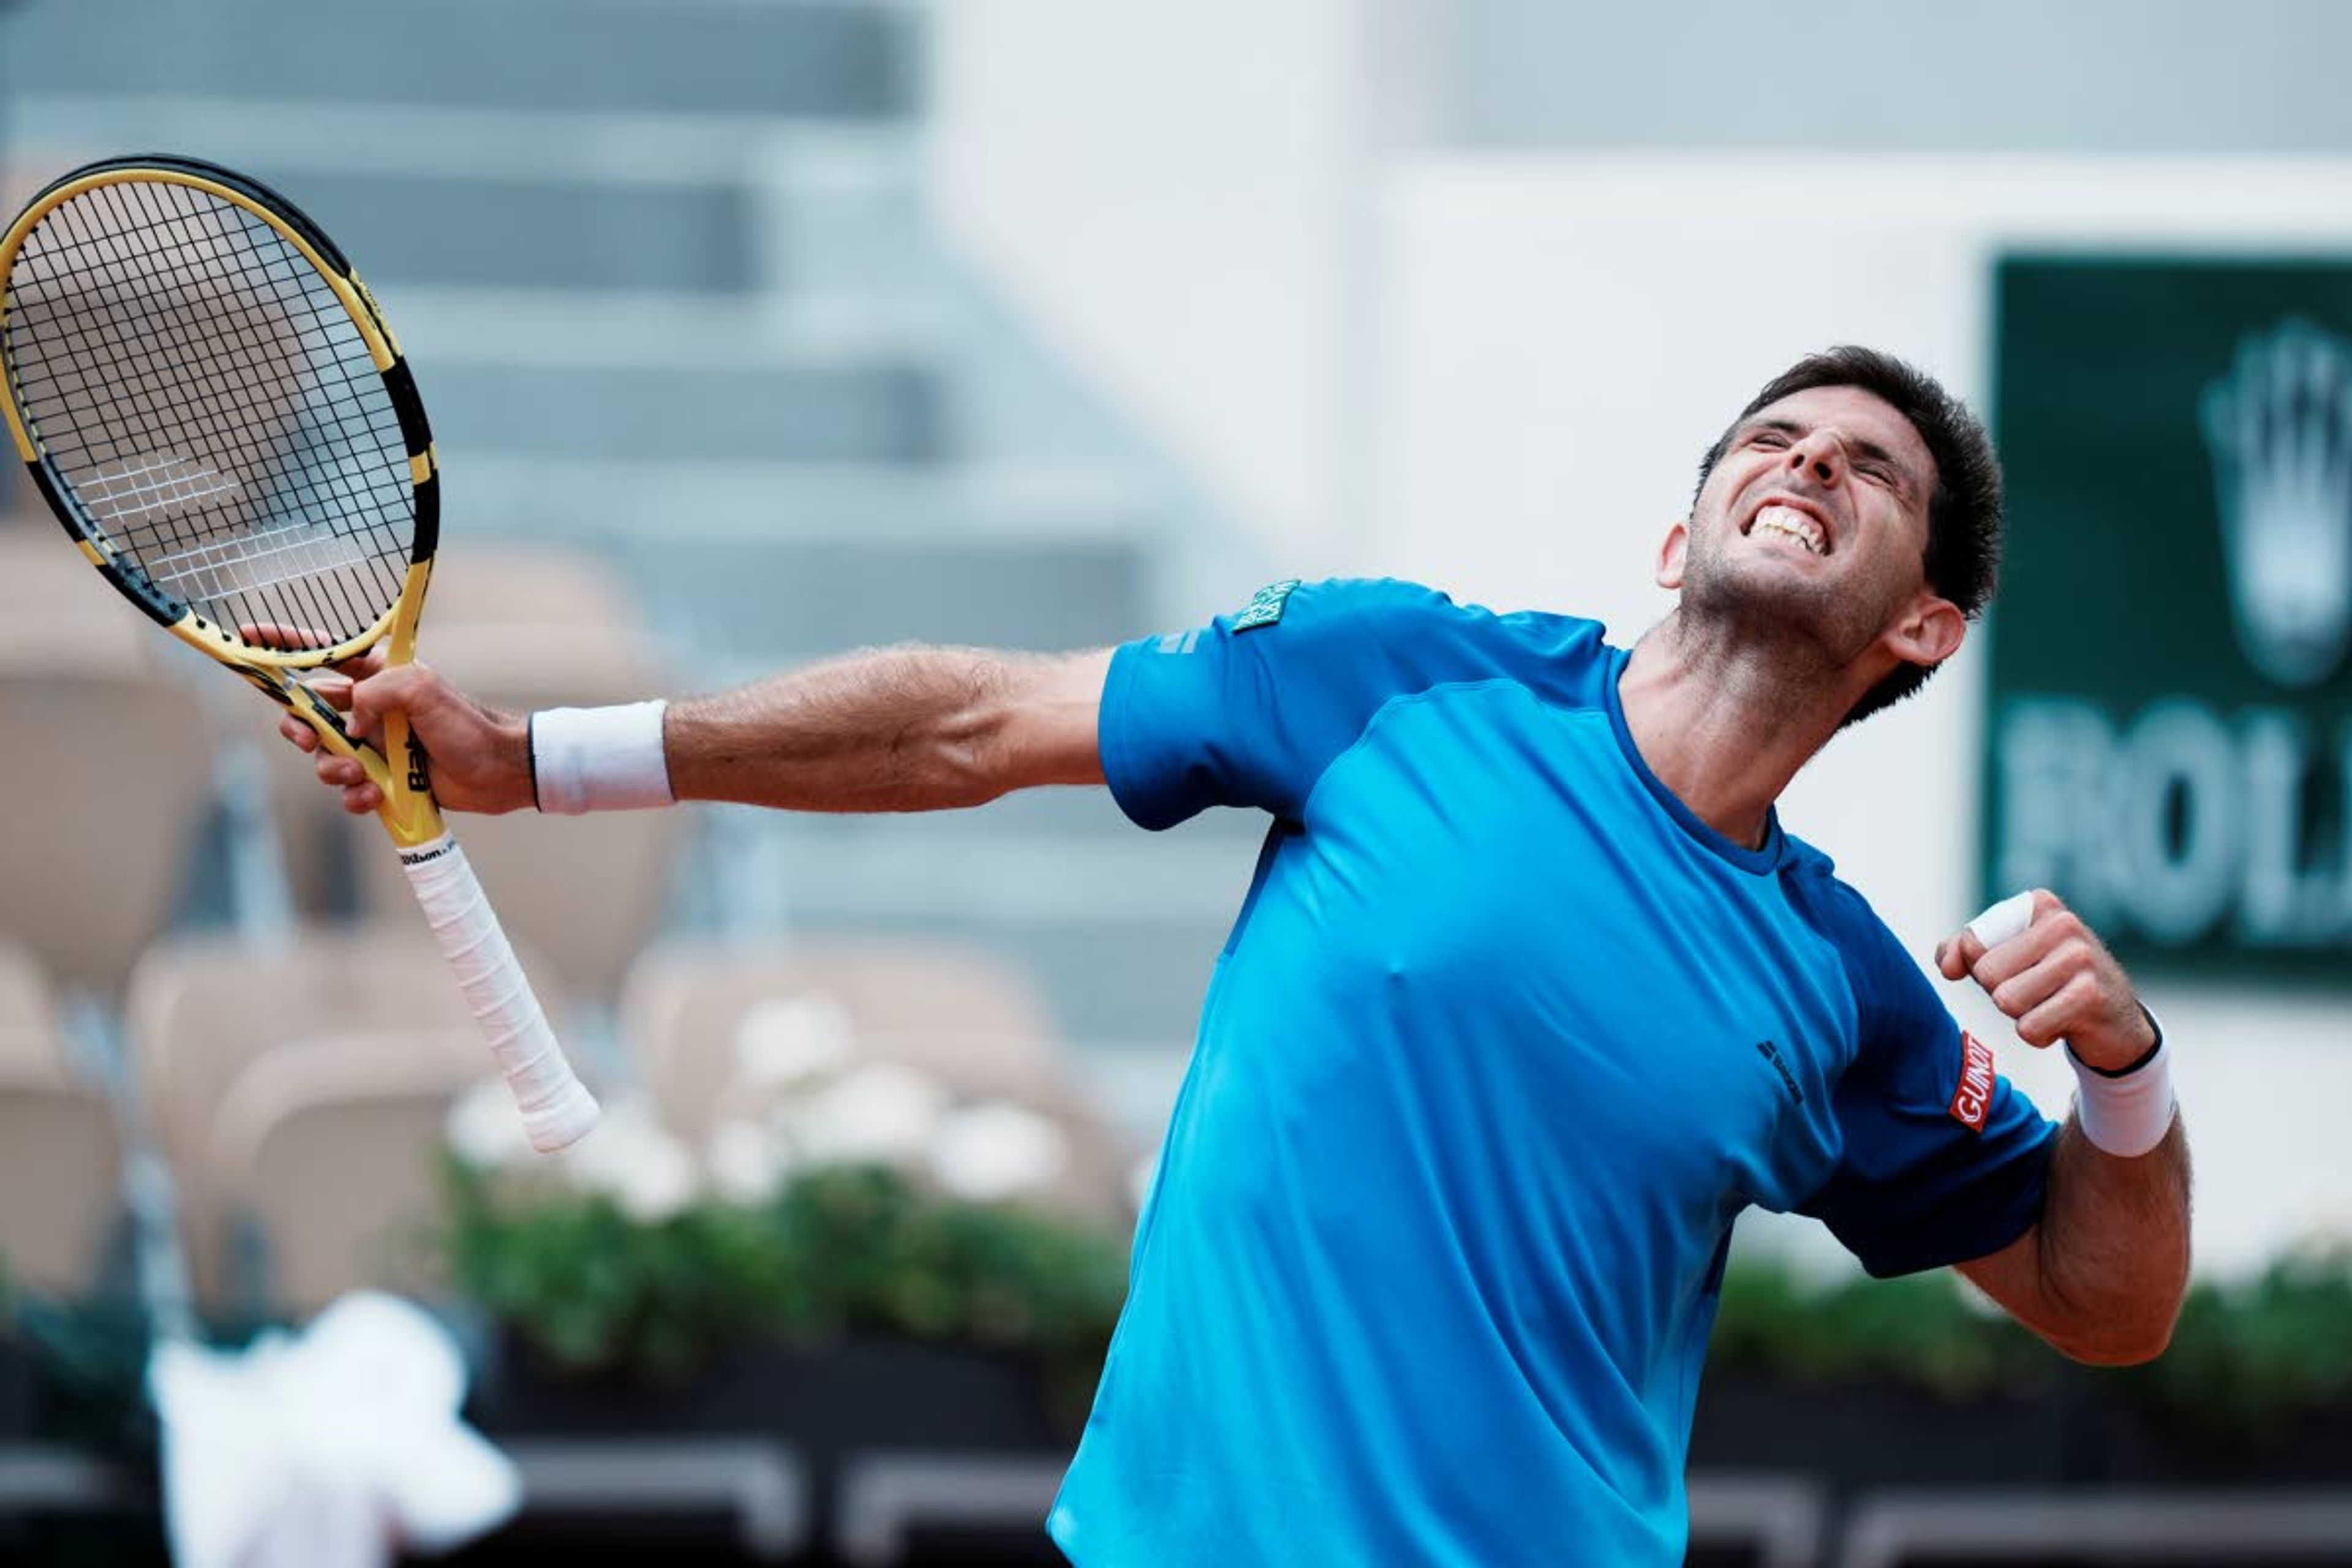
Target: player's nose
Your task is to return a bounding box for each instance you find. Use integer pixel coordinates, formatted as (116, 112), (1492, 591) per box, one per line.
(1785, 431), (1846, 487)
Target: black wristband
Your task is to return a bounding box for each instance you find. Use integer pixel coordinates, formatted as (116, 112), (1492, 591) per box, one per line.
(2075, 1002), (2165, 1079)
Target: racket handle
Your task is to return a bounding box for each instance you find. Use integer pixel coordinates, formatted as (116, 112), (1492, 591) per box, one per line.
(398, 834), (600, 1152)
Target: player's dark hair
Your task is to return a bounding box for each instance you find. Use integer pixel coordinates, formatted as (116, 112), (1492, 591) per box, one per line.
(1694, 345), (2003, 727)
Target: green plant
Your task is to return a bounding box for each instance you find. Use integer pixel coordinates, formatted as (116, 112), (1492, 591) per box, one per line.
(2131, 1247), (2352, 1434)
(1708, 1247), (2352, 1437)
(1708, 1260), (2050, 1402)
(439, 1158), (1129, 1395)
(445, 1155), (2352, 1442)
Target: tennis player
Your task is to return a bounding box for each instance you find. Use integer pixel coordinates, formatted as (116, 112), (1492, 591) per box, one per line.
(286, 346), (2191, 1565)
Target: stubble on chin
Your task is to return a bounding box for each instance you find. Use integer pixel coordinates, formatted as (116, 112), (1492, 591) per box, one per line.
(1679, 537), (1891, 673)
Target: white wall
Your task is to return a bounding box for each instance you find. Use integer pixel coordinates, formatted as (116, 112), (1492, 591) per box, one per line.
(926, 0), (1368, 568)
(1371, 154), (2352, 1276)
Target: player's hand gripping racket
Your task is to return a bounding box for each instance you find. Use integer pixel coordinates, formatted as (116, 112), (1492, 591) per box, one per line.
(0, 155), (598, 1151)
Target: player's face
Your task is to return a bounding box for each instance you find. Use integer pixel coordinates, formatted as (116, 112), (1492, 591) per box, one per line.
(1670, 385), (1943, 663)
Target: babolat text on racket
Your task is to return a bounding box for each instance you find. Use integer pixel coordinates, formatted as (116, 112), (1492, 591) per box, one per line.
(0, 154), (598, 1152)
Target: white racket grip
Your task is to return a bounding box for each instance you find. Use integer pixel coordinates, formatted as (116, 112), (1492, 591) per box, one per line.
(398, 835), (600, 1152)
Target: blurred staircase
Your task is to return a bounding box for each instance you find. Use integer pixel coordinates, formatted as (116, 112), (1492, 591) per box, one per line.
(0, 0), (1265, 1085)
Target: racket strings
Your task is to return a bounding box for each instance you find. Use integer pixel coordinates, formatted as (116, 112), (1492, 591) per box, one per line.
(3, 177), (415, 646)
(33, 181), (411, 560)
(144, 522), (372, 606)
(21, 192), (325, 527)
(59, 181), (409, 636)
(9, 195), (399, 643)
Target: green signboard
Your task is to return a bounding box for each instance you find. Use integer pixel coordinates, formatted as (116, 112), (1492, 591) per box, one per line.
(1988, 258), (2352, 980)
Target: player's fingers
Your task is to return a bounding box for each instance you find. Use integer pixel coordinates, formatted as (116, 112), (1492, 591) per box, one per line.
(315, 752), (367, 789)
(345, 663), (431, 743)
(239, 621), (331, 652)
(309, 673), (355, 712)
(1969, 913), (2074, 993)
(1987, 945), (2084, 1020)
(277, 714), (318, 753)
(1971, 889), (2038, 947)
(237, 622), (385, 679)
(1933, 930), (1980, 981)
(1936, 888), (2043, 981)
(340, 780), (383, 816)
(2015, 971), (2102, 1049)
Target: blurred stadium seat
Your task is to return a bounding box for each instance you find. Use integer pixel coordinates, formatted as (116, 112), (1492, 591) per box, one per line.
(0, 939), (121, 1296)
(209, 1029), (482, 1311)
(0, 525), (159, 669)
(0, 527), (217, 996)
(0, 661), (211, 996)
(125, 927), (563, 1307)
(0, 1084), (123, 1297)
(628, 937), (1065, 1117)
(423, 539), (650, 635)
(624, 937), (1134, 1219)
(0, 938), (62, 1076)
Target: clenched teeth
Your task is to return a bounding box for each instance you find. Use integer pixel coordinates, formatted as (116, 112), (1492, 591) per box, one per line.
(1752, 504), (1826, 556)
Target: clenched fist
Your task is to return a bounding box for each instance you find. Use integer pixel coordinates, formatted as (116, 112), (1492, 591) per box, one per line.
(1934, 889), (2156, 1074)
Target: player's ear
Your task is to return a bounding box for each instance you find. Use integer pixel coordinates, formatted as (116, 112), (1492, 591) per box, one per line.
(1655, 521), (1692, 590)
(1885, 590), (1966, 669)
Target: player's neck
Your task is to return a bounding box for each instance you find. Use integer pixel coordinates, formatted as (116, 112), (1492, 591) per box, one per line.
(1618, 612), (1852, 850)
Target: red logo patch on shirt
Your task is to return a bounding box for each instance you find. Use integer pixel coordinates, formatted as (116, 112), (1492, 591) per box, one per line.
(1949, 1031), (1996, 1133)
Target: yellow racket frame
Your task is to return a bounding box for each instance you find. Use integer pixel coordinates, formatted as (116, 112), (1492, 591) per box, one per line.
(0, 159), (447, 846)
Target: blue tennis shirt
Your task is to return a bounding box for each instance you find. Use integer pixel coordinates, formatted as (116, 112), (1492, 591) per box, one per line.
(1049, 578), (2056, 1566)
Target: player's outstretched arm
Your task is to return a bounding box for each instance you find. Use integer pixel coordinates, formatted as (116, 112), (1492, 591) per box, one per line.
(666, 645), (1110, 811)
(277, 641), (1110, 818)
(1937, 891), (2192, 1366)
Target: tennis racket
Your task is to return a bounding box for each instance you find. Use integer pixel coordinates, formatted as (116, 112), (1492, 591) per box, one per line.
(0, 154), (598, 1152)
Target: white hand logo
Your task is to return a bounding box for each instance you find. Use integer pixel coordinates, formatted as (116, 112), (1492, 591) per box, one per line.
(2201, 320), (2352, 688)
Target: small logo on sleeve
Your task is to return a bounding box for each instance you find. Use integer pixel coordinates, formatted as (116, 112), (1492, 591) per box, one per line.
(1949, 1031), (1996, 1133)
(1233, 578), (1302, 632)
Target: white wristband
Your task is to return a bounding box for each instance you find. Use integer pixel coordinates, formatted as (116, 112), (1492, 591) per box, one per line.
(2068, 1013), (2176, 1159)
(530, 701), (673, 815)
